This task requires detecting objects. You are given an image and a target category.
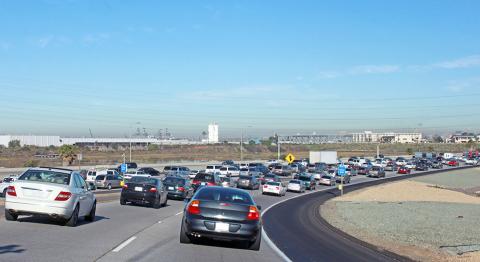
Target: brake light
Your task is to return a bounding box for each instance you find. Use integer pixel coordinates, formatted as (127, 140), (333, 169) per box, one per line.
(149, 187), (157, 193)
(192, 180), (200, 185)
(187, 200), (201, 215)
(7, 186), (16, 197)
(275, 187), (279, 190)
(247, 206), (260, 221)
(55, 191), (71, 201)
(263, 185), (268, 188)
(207, 182), (215, 186)
(177, 186), (185, 192)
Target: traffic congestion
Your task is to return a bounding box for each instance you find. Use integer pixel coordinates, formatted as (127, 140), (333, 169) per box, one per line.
(0, 152), (477, 261)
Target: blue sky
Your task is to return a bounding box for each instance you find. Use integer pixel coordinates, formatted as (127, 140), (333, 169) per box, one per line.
(1, 0), (479, 138)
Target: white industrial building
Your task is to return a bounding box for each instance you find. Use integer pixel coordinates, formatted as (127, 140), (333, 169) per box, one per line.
(448, 134), (478, 143)
(207, 122), (219, 143)
(352, 131), (422, 143)
(0, 135), (63, 147)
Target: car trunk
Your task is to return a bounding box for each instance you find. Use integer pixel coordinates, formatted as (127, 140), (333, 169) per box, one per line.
(125, 182), (156, 193)
(198, 200), (250, 222)
(12, 181), (69, 202)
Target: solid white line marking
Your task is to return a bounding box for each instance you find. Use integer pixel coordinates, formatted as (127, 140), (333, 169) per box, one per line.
(175, 211), (183, 216)
(112, 236), (137, 253)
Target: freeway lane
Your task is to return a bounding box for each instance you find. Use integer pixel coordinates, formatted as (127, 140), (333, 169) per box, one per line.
(262, 165), (474, 262)
(0, 165), (467, 262)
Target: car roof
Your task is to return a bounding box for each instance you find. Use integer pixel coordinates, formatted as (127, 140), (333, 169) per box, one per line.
(196, 185), (253, 195)
(30, 167), (73, 173)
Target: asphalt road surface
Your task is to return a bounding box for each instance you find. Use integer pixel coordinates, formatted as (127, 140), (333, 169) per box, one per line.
(0, 165), (470, 262)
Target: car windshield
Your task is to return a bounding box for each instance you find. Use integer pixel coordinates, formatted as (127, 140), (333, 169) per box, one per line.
(19, 170), (71, 185)
(274, 166), (282, 169)
(239, 175), (251, 180)
(129, 176), (156, 184)
(163, 177), (185, 185)
(289, 180), (300, 184)
(298, 176), (311, 181)
(321, 175), (332, 179)
(220, 167), (228, 171)
(195, 188), (254, 205)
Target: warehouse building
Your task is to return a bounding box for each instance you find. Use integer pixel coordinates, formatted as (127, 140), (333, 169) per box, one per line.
(352, 131), (422, 143)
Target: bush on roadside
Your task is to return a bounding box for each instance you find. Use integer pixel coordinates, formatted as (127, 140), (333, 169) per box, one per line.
(24, 159), (39, 167)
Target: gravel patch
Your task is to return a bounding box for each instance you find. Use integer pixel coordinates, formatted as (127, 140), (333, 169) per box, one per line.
(331, 201), (480, 250)
(411, 168), (480, 190)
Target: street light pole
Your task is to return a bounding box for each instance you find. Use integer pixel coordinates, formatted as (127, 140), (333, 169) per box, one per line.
(240, 131), (243, 161)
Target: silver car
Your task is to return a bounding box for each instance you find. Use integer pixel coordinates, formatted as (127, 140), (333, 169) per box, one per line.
(287, 179), (306, 193)
(318, 175), (336, 186)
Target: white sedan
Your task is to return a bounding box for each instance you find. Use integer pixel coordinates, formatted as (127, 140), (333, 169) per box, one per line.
(5, 167), (96, 227)
(287, 179), (306, 193)
(465, 159), (479, 165)
(262, 181), (286, 196)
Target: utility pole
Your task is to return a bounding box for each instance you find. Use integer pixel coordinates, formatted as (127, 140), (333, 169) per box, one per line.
(240, 131), (243, 161)
(276, 134), (280, 160)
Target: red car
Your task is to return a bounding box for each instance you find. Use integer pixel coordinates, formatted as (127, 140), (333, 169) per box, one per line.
(397, 166), (411, 174)
(447, 159), (459, 166)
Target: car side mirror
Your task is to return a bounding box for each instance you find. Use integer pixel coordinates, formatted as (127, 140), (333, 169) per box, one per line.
(257, 205), (262, 211)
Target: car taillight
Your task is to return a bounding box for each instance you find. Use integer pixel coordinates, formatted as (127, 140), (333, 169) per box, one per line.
(207, 182), (215, 186)
(275, 187), (279, 190)
(192, 180), (199, 185)
(263, 185), (268, 188)
(55, 191), (71, 201)
(247, 206), (260, 221)
(187, 200), (201, 215)
(149, 187), (157, 193)
(177, 186), (185, 192)
(7, 186), (16, 197)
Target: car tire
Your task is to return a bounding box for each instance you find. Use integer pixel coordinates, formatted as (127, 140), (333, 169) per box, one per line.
(248, 229), (262, 251)
(179, 221), (192, 244)
(5, 209), (18, 221)
(152, 197), (161, 209)
(107, 184), (112, 190)
(65, 205), (79, 227)
(161, 197), (168, 207)
(120, 198), (127, 205)
(85, 201), (96, 222)
(2, 188), (7, 198)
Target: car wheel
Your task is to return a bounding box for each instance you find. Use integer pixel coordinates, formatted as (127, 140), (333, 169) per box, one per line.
(85, 201), (96, 222)
(2, 188), (7, 198)
(161, 197), (168, 207)
(152, 197), (161, 209)
(248, 229), (262, 251)
(5, 209), (18, 221)
(107, 184), (112, 190)
(65, 205), (79, 227)
(179, 220), (192, 244)
(120, 198), (127, 205)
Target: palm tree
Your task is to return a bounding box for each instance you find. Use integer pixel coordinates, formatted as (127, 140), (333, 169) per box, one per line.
(59, 145), (78, 166)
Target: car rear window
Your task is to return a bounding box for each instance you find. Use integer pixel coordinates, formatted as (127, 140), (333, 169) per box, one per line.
(195, 188), (254, 205)
(274, 166), (282, 169)
(266, 182), (280, 186)
(163, 177), (185, 185)
(220, 167), (228, 171)
(289, 180), (300, 184)
(239, 175), (251, 180)
(240, 168), (248, 171)
(194, 173), (214, 182)
(19, 170), (71, 185)
(95, 175), (105, 180)
(321, 175), (332, 179)
(129, 176), (157, 184)
(298, 176), (311, 181)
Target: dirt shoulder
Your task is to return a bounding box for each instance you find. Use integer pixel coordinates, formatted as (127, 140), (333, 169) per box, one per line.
(321, 174), (480, 262)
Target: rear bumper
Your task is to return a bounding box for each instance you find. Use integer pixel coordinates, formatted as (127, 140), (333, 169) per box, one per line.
(184, 216), (260, 242)
(167, 191), (186, 199)
(121, 192), (156, 203)
(262, 189), (281, 195)
(5, 200), (74, 218)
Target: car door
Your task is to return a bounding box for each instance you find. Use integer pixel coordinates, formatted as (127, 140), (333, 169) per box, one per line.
(73, 174), (89, 216)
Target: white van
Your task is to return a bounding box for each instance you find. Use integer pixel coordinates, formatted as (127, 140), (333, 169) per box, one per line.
(205, 165), (223, 174)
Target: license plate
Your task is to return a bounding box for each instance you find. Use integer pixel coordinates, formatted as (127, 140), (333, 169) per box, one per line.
(135, 187), (143, 192)
(216, 222), (229, 232)
(168, 186), (174, 190)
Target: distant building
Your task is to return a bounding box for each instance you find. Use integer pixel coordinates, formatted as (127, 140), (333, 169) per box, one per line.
(352, 131), (422, 143)
(207, 123), (219, 143)
(448, 133), (477, 143)
(0, 135), (62, 147)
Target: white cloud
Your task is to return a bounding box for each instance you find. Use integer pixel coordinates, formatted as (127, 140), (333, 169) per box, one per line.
(434, 55), (480, 69)
(83, 33), (110, 44)
(445, 77), (480, 93)
(349, 65), (400, 75)
(35, 35), (71, 48)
